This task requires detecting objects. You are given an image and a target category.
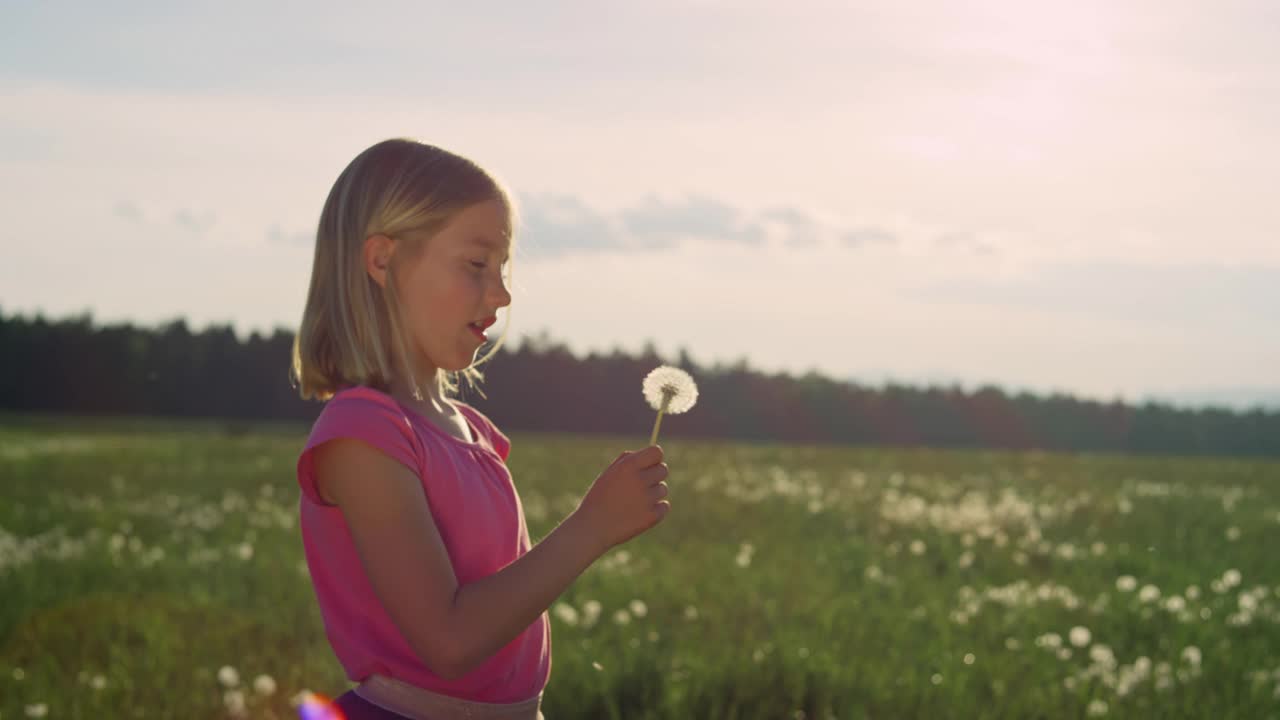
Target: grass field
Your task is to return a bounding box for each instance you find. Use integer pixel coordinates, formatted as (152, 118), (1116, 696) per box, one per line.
(2, 413), (1279, 719)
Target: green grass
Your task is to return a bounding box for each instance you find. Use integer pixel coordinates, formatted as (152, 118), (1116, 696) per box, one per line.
(2, 415), (1279, 719)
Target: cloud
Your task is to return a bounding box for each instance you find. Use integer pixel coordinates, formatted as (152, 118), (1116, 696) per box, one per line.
(174, 209), (216, 234)
(113, 201), (143, 223)
(620, 194), (765, 248)
(517, 193), (623, 258)
(842, 227), (898, 247)
(934, 231), (996, 255)
(516, 193), (912, 259)
(112, 200), (218, 235)
(760, 206), (819, 247)
(267, 225), (313, 247)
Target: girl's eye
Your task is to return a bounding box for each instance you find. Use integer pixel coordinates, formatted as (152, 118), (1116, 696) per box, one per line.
(470, 260), (487, 269)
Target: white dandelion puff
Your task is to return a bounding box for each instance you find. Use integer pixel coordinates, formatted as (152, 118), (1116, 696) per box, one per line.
(643, 366), (698, 445)
(553, 602), (580, 626)
(217, 665), (240, 688)
(1069, 626), (1091, 648)
(223, 689), (246, 716)
(253, 674), (277, 696)
(581, 600), (602, 628)
(1181, 646), (1202, 666)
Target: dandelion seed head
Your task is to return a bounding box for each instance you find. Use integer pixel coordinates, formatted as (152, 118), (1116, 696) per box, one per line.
(1182, 646), (1202, 666)
(553, 602), (580, 626)
(223, 689), (246, 716)
(643, 366), (698, 414)
(1069, 626), (1091, 648)
(253, 674), (277, 696)
(217, 665), (240, 688)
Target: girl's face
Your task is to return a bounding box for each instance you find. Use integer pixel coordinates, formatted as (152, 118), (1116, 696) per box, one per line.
(391, 199), (513, 378)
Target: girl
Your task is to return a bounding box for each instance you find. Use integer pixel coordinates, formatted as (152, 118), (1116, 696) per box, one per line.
(291, 138), (672, 720)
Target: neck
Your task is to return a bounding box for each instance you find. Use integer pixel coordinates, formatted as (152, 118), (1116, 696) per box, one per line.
(388, 371), (449, 414)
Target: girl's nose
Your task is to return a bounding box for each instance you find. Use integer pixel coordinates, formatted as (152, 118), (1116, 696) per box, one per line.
(489, 278), (512, 308)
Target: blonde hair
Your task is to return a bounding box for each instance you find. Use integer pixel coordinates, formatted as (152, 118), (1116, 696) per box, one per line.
(291, 138), (516, 402)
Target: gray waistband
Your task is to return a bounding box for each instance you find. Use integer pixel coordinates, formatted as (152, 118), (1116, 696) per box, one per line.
(354, 674), (543, 720)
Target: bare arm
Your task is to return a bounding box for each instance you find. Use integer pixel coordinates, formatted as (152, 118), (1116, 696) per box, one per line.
(314, 439), (667, 679)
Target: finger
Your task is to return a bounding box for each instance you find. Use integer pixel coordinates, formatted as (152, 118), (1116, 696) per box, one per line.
(639, 463), (669, 485)
(605, 451), (632, 471)
(653, 500), (671, 520)
(630, 445), (664, 469)
(648, 482), (669, 501)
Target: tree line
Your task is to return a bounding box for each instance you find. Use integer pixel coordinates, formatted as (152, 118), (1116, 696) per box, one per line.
(1, 309), (1277, 457)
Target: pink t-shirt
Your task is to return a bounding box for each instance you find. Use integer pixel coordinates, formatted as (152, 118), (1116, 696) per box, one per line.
(296, 385), (551, 703)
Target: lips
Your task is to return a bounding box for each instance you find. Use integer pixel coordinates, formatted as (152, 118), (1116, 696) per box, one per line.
(471, 316), (497, 331)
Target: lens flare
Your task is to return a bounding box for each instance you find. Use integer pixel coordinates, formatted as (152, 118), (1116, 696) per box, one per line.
(298, 692), (347, 720)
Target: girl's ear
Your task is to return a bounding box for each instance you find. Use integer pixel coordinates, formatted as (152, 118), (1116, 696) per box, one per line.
(363, 234), (395, 288)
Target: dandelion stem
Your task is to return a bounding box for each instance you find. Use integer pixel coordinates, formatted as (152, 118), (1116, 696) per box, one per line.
(649, 393), (672, 446)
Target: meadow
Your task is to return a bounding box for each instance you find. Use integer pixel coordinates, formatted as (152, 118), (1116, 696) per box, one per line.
(2, 413), (1279, 719)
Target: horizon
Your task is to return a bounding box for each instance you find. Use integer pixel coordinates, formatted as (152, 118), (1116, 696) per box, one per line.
(4, 305), (1276, 413)
(3, 1), (1277, 410)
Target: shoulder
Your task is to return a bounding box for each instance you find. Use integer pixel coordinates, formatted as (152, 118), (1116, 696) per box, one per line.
(311, 386), (413, 437)
(298, 386), (423, 506)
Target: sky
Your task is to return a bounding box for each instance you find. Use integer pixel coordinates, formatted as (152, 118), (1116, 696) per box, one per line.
(2, 1), (1278, 408)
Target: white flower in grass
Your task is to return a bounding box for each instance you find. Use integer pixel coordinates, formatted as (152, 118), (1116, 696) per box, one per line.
(1138, 585), (1161, 603)
(1069, 626), (1091, 648)
(1116, 575), (1137, 592)
(1182, 646), (1202, 666)
(1035, 632), (1062, 649)
(217, 665), (240, 687)
(553, 602), (580, 626)
(253, 674), (277, 696)
(1087, 700), (1108, 717)
(629, 599), (648, 618)
(643, 366), (698, 445)
(25, 703), (48, 718)
(581, 600), (602, 627)
(224, 689), (246, 716)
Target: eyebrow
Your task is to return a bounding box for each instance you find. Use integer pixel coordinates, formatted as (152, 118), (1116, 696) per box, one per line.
(468, 237), (510, 262)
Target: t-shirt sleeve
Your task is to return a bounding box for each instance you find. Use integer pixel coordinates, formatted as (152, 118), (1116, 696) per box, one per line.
(296, 390), (421, 506)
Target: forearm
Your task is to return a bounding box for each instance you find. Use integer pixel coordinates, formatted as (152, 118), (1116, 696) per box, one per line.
(447, 511), (604, 675)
